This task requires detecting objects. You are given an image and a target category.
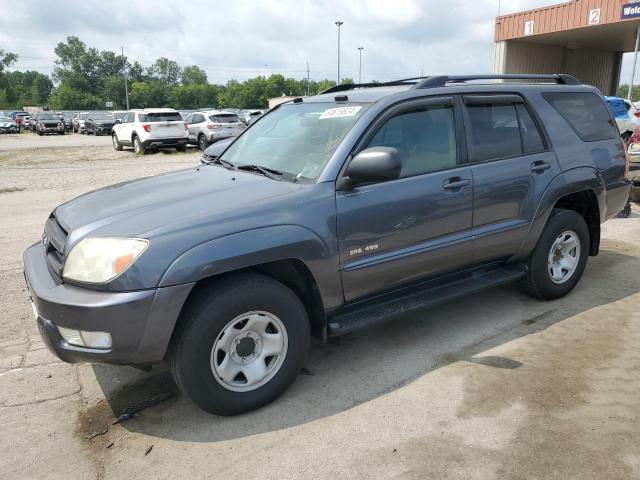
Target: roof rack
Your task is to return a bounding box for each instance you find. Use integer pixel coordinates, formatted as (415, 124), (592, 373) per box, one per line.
(318, 74), (580, 95)
(412, 74), (581, 89)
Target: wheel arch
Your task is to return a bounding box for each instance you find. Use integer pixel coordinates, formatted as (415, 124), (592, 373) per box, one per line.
(514, 167), (606, 260)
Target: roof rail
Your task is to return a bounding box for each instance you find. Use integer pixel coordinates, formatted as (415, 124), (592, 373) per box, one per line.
(412, 74), (580, 89)
(319, 77), (435, 95)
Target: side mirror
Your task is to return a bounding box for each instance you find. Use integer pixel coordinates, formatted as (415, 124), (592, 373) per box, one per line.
(346, 147), (401, 184)
(114, 119), (122, 124)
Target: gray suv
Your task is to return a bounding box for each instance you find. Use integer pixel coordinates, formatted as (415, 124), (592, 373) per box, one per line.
(23, 74), (631, 415)
(185, 110), (245, 150)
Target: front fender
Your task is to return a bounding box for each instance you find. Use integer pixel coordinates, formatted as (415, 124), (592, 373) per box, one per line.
(513, 167), (606, 260)
(159, 225), (344, 311)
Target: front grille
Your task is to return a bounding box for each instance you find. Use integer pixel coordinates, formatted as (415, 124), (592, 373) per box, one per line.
(44, 214), (68, 277)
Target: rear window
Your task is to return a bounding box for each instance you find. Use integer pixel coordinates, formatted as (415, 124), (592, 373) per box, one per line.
(209, 114), (241, 123)
(543, 92), (617, 142)
(139, 112), (182, 122)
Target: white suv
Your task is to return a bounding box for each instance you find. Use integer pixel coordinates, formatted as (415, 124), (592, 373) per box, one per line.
(111, 108), (188, 155)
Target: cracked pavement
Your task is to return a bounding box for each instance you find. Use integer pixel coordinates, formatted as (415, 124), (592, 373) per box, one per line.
(1, 135), (639, 479)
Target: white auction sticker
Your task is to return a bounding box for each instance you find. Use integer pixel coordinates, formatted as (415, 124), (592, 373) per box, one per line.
(319, 106), (362, 119)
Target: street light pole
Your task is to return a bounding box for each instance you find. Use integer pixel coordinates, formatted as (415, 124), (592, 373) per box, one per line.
(335, 21), (344, 84)
(358, 47), (364, 84)
(121, 46), (129, 110)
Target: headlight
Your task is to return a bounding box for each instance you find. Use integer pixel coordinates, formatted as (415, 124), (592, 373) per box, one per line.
(63, 237), (149, 283)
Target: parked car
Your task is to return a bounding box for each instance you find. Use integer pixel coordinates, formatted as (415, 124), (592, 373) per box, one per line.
(24, 74), (631, 416)
(33, 112), (65, 135)
(200, 137), (234, 164)
(14, 113), (30, 131)
(111, 108), (188, 154)
(604, 96), (640, 134)
(240, 109), (265, 125)
(0, 116), (19, 133)
(84, 112), (115, 136)
(73, 112), (89, 133)
(184, 110), (245, 150)
(59, 112), (75, 132)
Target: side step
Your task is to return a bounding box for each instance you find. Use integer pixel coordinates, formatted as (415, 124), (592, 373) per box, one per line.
(327, 264), (527, 336)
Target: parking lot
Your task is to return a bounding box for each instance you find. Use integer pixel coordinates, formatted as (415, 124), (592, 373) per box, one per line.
(1, 135), (639, 479)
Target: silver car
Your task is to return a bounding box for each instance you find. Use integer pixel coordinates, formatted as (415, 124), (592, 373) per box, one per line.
(184, 110), (245, 150)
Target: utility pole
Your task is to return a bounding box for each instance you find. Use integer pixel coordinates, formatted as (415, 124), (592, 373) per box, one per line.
(306, 61), (310, 96)
(335, 21), (344, 84)
(358, 47), (364, 84)
(121, 47), (129, 110)
(630, 22), (640, 101)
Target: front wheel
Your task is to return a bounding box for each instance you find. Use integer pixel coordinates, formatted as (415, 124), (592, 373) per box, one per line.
(169, 273), (310, 415)
(112, 134), (123, 151)
(521, 209), (589, 300)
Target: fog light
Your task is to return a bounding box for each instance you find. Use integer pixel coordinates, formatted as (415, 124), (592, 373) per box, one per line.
(57, 326), (112, 349)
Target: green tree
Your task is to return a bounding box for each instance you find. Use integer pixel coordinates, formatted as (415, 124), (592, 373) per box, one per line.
(181, 65), (208, 85)
(147, 57), (181, 86)
(0, 48), (18, 75)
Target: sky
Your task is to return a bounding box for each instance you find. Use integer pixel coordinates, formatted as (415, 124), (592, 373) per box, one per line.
(0, 0), (637, 86)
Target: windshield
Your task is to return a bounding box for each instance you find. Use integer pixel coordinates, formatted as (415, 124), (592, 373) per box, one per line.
(39, 113), (58, 120)
(210, 114), (241, 123)
(220, 103), (368, 181)
(139, 112), (182, 122)
(79, 113), (89, 120)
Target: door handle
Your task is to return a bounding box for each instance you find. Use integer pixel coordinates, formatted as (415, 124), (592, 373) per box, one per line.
(443, 178), (471, 190)
(531, 161), (551, 173)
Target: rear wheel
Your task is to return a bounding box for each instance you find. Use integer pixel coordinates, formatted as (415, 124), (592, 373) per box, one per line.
(169, 273), (310, 415)
(112, 134), (123, 151)
(133, 136), (146, 155)
(521, 209), (589, 300)
(176, 144), (187, 152)
(198, 134), (209, 151)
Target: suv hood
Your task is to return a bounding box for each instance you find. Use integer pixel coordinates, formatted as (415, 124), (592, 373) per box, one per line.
(55, 166), (307, 245)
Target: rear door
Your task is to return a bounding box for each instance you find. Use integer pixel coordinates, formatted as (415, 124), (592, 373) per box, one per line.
(461, 94), (559, 264)
(336, 96), (474, 302)
(187, 113), (205, 141)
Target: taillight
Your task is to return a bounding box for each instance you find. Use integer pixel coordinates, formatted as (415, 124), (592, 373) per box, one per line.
(142, 124), (151, 133)
(634, 112), (640, 118)
(207, 124), (221, 129)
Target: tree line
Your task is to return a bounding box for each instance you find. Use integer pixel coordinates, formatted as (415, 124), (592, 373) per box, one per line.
(0, 36), (346, 111)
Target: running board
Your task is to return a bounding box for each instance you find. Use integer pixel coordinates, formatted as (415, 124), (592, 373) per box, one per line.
(327, 264), (527, 336)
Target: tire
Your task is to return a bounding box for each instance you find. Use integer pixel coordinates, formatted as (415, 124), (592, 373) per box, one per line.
(630, 184), (640, 204)
(59, 131), (65, 135)
(176, 144), (187, 152)
(37, 129), (43, 136)
(112, 134), (123, 151)
(521, 208), (590, 300)
(198, 134), (209, 151)
(169, 273), (310, 415)
(133, 136), (146, 155)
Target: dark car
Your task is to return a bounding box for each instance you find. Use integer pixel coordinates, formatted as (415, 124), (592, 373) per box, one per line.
(34, 112), (65, 135)
(0, 116), (19, 133)
(60, 112), (75, 132)
(24, 74), (631, 416)
(85, 112), (115, 135)
(200, 137), (234, 164)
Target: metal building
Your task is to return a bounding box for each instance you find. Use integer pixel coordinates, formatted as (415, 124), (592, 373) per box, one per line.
(494, 0), (640, 95)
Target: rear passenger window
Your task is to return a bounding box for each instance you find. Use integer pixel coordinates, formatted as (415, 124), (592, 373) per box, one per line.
(465, 97), (546, 162)
(543, 92), (617, 142)
(466, 104), (522, 161)
(367, 104), (457, 178)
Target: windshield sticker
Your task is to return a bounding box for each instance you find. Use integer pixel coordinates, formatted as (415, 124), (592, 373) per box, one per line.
(319, 106), (362, 120)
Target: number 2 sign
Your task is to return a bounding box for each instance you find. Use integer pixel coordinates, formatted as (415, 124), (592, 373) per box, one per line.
(589, 8), (601, 25)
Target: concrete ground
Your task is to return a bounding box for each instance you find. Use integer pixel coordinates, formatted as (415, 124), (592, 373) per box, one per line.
(1, 135), (639, 479)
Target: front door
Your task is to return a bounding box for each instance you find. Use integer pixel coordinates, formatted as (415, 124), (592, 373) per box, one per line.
(460, 94), (560, 263)
(336, 97), (474, 302)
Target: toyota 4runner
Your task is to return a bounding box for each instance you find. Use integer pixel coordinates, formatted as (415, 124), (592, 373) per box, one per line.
(24, 74), (631, 415)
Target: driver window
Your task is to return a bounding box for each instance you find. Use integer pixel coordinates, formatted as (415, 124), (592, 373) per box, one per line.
(367, 104), (457, 178)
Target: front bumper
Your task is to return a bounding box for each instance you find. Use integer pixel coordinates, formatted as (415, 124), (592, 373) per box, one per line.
(23, 242), (194, 365)
(142, 137), (188, 149)
(40, 126), (64, 133)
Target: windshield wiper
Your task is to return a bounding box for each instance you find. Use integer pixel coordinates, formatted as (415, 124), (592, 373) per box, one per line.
(237, 164), (284, 181)
(201, 156), (236, 170)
